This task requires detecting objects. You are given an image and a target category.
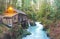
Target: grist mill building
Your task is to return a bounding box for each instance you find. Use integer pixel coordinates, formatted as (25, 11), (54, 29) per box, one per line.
(0, 7), (28, 27)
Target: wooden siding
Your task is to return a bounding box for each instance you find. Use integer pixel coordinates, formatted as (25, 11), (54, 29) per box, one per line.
(2, 17), (13, 27)
(12, 14), (18, 23)
(18, 14), (28, 25)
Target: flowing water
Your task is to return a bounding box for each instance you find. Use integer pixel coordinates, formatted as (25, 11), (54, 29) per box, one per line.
(22, 22), (50, 39)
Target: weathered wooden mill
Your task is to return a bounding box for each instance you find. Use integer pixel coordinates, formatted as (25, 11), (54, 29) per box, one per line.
(0, 6), (28, 27)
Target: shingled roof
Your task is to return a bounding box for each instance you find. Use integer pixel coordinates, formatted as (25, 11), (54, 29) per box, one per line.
(2, 7), (27, 17)
(5, 6), (27, 16)
(14, 9), (27, 15)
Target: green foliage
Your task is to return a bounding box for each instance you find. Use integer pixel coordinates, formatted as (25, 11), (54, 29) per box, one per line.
(54, 0), (60, 20)
(9, 25), (30, 39)
(0, 29), (3, 33)
(18, 0), (54, 25)
(17, 29), (31, 39)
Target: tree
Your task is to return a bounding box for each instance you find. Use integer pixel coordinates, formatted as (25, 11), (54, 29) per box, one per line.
(0, 0), (6, 14)
(0, 0), (17, 14)
(54, 0), (60, 20)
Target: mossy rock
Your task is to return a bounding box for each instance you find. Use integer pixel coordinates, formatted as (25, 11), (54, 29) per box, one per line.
(22, 30), (31, 37)
(30, 21), (36, 26)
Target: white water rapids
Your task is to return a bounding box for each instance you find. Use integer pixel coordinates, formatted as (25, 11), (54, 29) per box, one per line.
(22, 22), (50, 39)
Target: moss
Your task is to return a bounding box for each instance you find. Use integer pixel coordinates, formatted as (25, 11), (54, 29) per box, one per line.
(16, 28), (31, 39)
(22, 29), (31, 37)
(9, 25), (30, 39)
(0, 29), (3, 33)
(47, 28), (50, 33)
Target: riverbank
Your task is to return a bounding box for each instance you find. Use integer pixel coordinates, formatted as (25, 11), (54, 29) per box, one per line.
(0, 24), (30, 39)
